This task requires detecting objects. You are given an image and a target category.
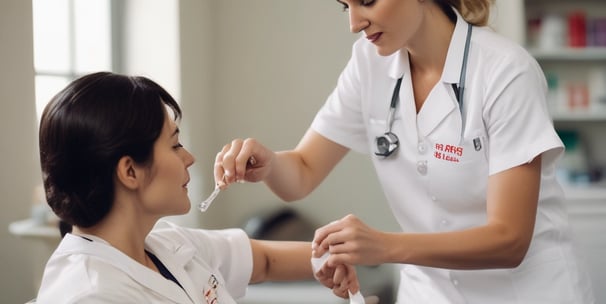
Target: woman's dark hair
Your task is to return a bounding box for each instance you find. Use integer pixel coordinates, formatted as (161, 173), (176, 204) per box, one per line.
(39, 72), (181, 232)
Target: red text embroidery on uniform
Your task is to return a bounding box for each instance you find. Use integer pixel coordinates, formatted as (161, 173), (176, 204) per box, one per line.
(434, 143), (463, 163)
(204, 274), (219, 304)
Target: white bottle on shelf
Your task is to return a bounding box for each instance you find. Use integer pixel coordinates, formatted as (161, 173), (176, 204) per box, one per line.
(589, 68), (606, 112)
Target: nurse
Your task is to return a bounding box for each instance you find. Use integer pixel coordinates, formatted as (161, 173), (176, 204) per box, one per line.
(35, 72), (358, 303)
(214, 0), (595, 303)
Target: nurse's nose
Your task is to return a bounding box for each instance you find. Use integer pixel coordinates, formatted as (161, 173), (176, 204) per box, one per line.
(349, 8), (369, 33)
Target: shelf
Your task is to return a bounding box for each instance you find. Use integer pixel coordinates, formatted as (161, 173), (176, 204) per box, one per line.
(551, 110), (606, 122)
(8, 218), (60, 240)
(529, 47), (606, 61)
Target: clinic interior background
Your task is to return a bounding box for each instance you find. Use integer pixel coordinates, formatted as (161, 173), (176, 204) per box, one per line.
(1, 0), (600, 303)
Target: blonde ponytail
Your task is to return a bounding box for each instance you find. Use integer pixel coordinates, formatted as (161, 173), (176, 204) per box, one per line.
(442, 0), (494, 26)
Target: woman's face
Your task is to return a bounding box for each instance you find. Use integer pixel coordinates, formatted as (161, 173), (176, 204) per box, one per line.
(338, 0), (425, 56)
(137, 111), (195, 216)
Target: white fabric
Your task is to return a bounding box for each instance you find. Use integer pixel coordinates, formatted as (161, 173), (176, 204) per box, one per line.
(311, 252), (365, 304)
(36, 220), (253, 304)
(310, 8), (594, 304)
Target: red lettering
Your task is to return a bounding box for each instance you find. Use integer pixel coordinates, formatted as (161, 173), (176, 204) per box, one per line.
(434, 142), (462, 162)
(455, 147), (463, 157)
(444, 155), (460, 162)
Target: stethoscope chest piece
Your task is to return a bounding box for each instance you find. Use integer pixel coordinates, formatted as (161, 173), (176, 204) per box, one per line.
(375, 131), (399, 157)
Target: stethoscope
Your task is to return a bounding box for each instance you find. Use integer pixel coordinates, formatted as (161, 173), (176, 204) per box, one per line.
(375, 23), (473, 157)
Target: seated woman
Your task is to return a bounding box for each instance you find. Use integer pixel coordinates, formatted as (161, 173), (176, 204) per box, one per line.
(36, 72), (357, 303)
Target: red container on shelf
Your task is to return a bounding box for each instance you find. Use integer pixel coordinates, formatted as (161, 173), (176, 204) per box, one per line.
(568, 11), (587, 48)
(567, 83), (589, 111)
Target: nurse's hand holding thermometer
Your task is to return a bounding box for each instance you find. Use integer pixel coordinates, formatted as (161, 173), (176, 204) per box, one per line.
(198, 154), (258, 212)
(212, 138), (275, 187)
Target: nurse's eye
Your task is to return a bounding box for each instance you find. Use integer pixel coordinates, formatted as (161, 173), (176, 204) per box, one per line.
(173, 143), (183, 150)
(336, 0), (349, 12)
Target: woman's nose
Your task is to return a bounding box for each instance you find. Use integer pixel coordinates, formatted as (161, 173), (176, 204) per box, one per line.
(183, 149), (196, 167)
(349, 8), (369, 33)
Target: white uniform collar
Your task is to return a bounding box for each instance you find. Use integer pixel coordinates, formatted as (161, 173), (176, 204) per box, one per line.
(58, 229), (197, 303)
(387, 7), (471, 84)
(442, 8), (472, 84)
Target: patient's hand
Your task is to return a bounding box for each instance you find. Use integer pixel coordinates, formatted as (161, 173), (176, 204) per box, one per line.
(314, 262), (360, 299)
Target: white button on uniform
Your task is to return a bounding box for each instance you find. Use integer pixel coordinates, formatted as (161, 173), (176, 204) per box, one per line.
(431, 196), (437, 201)
(441, 219), (448, 226)
(453, 279), (459, 286)
(417, 142), (427, 154)
(416, 160), (427, 175)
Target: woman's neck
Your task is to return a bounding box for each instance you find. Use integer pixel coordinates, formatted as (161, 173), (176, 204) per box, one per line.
(72, 201), (157, 267)
(407, 6), (456, 76)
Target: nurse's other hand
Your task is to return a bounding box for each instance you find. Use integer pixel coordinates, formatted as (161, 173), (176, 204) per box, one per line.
(312, 214), (388, 266)
(214, 138), (275, 188)
(314, 263), (359, 299)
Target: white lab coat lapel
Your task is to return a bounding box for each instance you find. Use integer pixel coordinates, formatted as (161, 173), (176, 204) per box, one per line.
(385, 50), (419, 143)
(59, 234), (195, 304)
(145, 235), (207, 304)
(417, 84), (457, 137)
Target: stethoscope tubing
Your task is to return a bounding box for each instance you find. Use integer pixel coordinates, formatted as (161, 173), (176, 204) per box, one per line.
(379, 23), (473, 154)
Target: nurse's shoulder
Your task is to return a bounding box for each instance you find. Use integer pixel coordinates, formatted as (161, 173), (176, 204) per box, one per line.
(471, 25), (539, 72)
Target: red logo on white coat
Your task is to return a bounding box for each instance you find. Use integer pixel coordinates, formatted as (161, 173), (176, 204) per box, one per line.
(434, 143), (462, 163)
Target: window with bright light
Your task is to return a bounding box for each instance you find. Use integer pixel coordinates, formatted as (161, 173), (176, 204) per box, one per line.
(32, 0), (114, 122)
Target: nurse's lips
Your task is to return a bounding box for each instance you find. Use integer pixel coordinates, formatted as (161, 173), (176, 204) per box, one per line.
(366, 32), (382, 43)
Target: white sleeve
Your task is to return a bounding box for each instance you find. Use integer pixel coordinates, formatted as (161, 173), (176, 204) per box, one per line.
(154, 223), (253, 298)
(311, 38), (370, 154)
(482, 50), (564, 175)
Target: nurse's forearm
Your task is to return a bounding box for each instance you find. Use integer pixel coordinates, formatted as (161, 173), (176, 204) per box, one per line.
(249, 240), (314, 283)
(263, 151), (316, 201)
(263, 130), (349, 202)
(385, 225), (531, 269)
(382, 155), (540, 269)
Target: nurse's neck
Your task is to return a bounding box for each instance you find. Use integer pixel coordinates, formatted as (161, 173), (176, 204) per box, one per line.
(407, 11), (456, 76)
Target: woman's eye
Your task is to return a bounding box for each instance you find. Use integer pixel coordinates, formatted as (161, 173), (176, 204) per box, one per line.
(361, 0), (375, 7)
(338, 0), (374, 12)
(340, 3), (349, 12)
(173, 143), (183, 149)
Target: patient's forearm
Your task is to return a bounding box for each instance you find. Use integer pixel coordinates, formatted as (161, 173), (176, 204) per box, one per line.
(249, 240), (313, 283)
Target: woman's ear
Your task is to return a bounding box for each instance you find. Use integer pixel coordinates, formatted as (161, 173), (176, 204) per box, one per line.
(116, 156), (140, 190)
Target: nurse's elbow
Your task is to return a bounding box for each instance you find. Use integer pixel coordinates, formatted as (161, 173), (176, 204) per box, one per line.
(499, 233), (531, 268)
(276, 192), (304, 203)
(503, 249), (527, 268)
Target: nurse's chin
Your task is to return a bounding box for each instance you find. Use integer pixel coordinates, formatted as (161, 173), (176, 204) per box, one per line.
(374, 46), (401, 57)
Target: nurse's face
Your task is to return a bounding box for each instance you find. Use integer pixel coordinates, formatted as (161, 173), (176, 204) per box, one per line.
(338, 0), (425, 56)
(137, 112), (195, 216)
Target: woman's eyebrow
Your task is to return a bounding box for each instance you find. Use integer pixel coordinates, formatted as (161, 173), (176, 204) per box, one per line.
(172, 127), (180, 137)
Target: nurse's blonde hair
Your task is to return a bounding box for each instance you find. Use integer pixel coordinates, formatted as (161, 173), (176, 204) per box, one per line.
(438, 0), (494, 26)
